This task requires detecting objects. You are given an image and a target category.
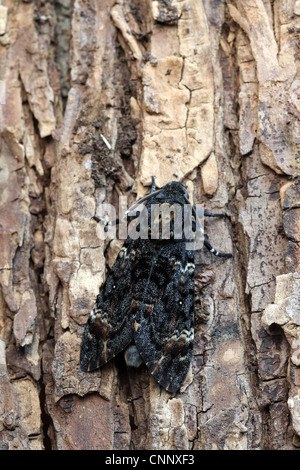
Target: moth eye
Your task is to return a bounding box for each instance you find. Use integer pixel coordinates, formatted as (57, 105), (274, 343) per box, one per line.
(179, 300), (183, 305)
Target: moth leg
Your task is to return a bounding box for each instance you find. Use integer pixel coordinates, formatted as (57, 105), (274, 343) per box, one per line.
(204, 236), (232, 258)
(151, 175), (156, 193)
(204, 210), (227, 217)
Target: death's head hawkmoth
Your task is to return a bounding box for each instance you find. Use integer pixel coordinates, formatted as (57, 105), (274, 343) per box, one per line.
(80, 178), (232, 393)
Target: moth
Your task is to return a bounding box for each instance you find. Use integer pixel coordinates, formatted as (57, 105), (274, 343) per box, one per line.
(80, 178), (232, 393)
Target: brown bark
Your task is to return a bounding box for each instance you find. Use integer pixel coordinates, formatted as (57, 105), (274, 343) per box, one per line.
(0, 0), (299, 450)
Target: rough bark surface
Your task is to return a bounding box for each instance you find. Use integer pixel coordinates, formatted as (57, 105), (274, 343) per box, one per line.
(0, 0), (300, 450)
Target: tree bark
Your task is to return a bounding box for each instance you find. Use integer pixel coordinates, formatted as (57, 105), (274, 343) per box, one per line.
(0, 0), (299, 450)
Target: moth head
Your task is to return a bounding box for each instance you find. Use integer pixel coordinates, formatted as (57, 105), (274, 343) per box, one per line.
(157, 181), (189, 199)
(126, 180), (189, 215)
(148, 182), (190, 209)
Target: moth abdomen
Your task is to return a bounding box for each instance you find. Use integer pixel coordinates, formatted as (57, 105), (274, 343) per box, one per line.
(124, 344), (143, 368)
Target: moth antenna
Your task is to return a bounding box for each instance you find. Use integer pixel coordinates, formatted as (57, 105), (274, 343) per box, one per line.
(125, 188), (163, 214)
(92, 214), (140, 227)
(92, 215), (120, 226)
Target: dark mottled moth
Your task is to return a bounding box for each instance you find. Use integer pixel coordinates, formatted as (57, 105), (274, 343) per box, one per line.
(80, 178), (232, 393)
